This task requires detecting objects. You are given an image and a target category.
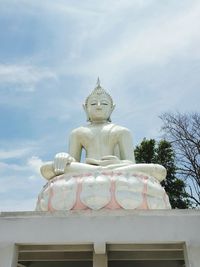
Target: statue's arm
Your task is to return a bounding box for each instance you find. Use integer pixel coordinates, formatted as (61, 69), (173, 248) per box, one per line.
(118, 128), (136, 163)
(68, 129), (82, 162)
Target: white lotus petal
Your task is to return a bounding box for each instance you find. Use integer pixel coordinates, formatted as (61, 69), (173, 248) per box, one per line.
(115, 176), (144, 209)
(50, 178), (77, 210)
(80, 175), (111, 210)
(146, 178), (165, 197)
(164, 194), (172, 209)
(146, 178), (166, 209)
(37, 186), (51, 211)
(147, 196), (166, 209)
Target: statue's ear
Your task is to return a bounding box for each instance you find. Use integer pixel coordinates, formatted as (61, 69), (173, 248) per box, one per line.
(82, 103), (86, 112)
(83, 104), (90, 121)
(111, 104), (116, 112)
(108, 104), (115, 122)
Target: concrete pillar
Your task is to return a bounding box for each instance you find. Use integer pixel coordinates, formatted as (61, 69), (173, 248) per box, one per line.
(184, 243), (200, 267)
(93, 253), (107, 267)
(93, 242), (107, 267)
(0, 244), (18, 267)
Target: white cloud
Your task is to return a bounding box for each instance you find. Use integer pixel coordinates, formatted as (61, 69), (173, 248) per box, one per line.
(0, 155), (44, 174)
(0, 148), (30, 160)
(0, 155), (45, 211)
(0, 156), (43, 175)
(0, 0), (99, 19)
(59, 1), (200, 86)
(84, 4), (200, 78)
(0, 141), (44, 180)
(27, 156), (43, 175)
(0, 64), (57, 91)
(0, 162), (25, 172)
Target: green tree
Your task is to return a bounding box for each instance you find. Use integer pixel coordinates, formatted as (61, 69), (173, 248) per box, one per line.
(134, 138), (191, 208)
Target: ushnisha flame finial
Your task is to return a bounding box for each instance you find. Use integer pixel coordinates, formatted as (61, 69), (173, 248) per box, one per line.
(85, 79), (114, 107)
(96, 77), (101, 87)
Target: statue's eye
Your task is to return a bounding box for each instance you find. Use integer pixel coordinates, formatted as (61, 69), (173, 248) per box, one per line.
(101, 102), (108, 105)
(91, 103), (97, 106)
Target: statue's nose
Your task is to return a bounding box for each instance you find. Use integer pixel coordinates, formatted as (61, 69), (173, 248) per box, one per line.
(96, 102), (102, 110)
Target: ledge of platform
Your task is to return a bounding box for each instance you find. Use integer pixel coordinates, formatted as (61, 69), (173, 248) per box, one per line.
(0, 209), (200, 218)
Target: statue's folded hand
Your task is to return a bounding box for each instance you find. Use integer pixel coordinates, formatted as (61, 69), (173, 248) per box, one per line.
(54, 152), (75, 175)
(99, 155), (121, 166)
(86, 155), (121, 166)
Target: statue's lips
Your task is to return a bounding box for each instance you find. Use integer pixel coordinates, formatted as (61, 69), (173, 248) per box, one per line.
(94, 111), (105, 116)
(95, 111), (106, 116)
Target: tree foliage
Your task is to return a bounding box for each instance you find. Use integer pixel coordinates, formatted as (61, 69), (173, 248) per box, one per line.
(160, 112), (200, 207)
(135, 138), (190, 209)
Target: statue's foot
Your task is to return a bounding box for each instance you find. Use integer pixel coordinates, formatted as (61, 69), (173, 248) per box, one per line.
(149, 164), (167, 182)
(111, 163), (167, 182)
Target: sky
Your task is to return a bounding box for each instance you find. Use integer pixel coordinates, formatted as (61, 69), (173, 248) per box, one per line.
(0, 0), (200, 211)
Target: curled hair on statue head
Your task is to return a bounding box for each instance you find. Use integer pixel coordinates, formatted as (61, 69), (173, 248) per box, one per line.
(85, 78), (114, 107)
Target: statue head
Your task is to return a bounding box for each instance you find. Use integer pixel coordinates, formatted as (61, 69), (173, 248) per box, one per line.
(83, 78), (115, 123)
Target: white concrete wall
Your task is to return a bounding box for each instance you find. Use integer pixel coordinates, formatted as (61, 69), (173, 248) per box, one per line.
(0, 244), (18, 267)
(0, 210), (199, 267)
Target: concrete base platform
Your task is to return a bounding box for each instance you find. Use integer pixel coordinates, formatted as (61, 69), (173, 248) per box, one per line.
(0, 209), (199, 267)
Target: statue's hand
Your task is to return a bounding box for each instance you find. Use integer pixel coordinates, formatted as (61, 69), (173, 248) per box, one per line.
(99, 155), (121, 166)
(54, 152), (75, 175)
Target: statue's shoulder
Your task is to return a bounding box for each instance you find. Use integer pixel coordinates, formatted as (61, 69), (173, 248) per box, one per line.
(70, 125), (90, 137)
(111, 123), (131, 134)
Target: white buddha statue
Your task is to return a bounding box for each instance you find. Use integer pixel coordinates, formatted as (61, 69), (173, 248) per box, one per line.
(40, 79), (166, 182)
(37, 80), (171, 211)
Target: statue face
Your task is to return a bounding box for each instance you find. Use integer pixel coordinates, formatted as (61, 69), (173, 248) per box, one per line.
(86, 94), (114, 122)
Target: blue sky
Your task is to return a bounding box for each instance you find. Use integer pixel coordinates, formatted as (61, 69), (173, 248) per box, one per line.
(0, 0), (200, 211)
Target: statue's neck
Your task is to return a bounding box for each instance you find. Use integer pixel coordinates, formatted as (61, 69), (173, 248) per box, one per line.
(89, 120), (110, 126)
